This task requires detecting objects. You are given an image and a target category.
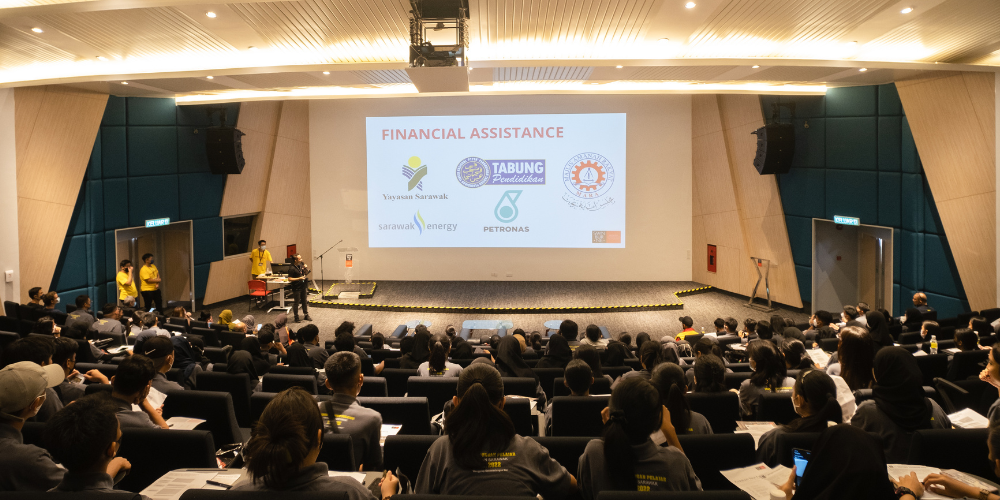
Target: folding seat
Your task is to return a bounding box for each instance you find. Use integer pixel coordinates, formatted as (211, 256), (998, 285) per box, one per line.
(549, 396), (609, 437)
(531, 436), (591, 473)
(383, 434), (439, 480)
(268, 365), (316, 376)
(949, 350), (989, 381)
(407, 378), (458, 415)
(676, 433), (756, 491)
(603, 365), (632, 381)
(359, 376), (388, 397)
(757, 392), (798, 424)
(724, 372), (753, 390)
(191, 326), (220, 347)
(381, 368), (419, 397)
(501, 377), (538, 398)
(117, 428), (216, 492)
(552, 376), (611, 397)
(532, 367), (565, 400)
(908, 429), (992, 480)
(687, 391), (740, 433)
(503, 396), (533, 436)
(162, 390), (243, 446)
(262, 373), (319, 395)
(913, 354), (949, 386)
(598, 492), (752, 500)
(357, 396), (432, 434)
(198, 372), (253, 427)
(317, 434), (356, 471)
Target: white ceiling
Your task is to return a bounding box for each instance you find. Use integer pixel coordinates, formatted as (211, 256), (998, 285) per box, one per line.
(0, 0), (997, 99)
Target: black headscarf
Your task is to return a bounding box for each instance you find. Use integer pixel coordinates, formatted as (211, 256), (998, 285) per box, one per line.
(866, 311), (893, 348)
(783, 327), (805, 342)
(236, 337), (270, 375)
(411, 330), (431, 363)
(451, 336), (474, 359)
(573, 344), (604, 377)
(226, 350), (259, 379)
(285, 342), (311, 368)
(635, 332), (651, 351)
(872, 347), (932, 431)
(604, 341), (631, 367)
(536, 334), (572, 369)
(494, 336), (537, 381)
(792, 424), (896, 500)
(902, 308), (923, 331)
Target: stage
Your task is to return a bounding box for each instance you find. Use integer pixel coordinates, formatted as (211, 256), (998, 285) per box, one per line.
(207, 281), (808, 345)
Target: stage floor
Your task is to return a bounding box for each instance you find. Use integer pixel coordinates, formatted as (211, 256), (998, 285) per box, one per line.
(208, 281), (808, 345)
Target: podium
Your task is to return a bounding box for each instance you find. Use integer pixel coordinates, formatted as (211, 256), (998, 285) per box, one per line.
(337, 247), (361, 299)
(745, 256), (776, 312)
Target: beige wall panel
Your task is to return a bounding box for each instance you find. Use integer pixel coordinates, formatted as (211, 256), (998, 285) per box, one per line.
(692, 215), (708, 285)
(714, 243), (747, 294)
(693, 132), (739, 215)
(218, 130), (275, 217)
(692, 170), (703, 218)
(237, 101), (282, 135)
(13, 87), (45, 172)
(741, 214), (803, 306)
(276, 100), (309, 141)
(692, 94), (723, 138)
(702, 211), (744, 250)
(897, 72), (996, 311)
(17, 198), (74, 299)
(935, 193), (996, 311)
(203, 257), (252, 305)
(263, 136), (311, 217)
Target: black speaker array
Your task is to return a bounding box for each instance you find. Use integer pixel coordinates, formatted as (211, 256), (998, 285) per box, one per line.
(206, 127), (246, 175)
(750, 122), (795, 175)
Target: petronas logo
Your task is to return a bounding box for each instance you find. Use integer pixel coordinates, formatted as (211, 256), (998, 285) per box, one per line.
(413, 211), (425, 235)
(495, 190), (522, 223)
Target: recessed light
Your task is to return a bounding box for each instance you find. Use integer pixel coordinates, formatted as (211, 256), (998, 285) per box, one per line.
(752, 65), (760, 69)
(248, 46), (258, 51)
(590, 82), (600, 85)
(900, 7), (913, 14)
(205, 11), (216, 18)
(685, 1), (696, 8)
(323, 71), (330, 75)
(121, 81), (128, 85)
(206, 76), (214, 79)
(31, 27), (43, 33)
(658, 37), (670, 44)
(846, 41), (857, 46)
(97, 56), (107, 61)
(615, 65), (623, 69)
(858, 68), (868, 72)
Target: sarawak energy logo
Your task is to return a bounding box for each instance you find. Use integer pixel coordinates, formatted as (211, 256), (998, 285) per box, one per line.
(413, 211), (425, 235)
(402, 156), (428, 191)
(376, 210), (458, 235)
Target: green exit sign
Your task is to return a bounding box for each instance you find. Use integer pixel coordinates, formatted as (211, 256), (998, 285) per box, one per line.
(145, 218), (170, 228)
(833, 215), (860, 226)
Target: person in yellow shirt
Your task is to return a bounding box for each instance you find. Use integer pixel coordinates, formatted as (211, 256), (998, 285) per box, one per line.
(250, 240), (272, 278)
(139, 253), (163, 311)
(674, 316), (697, 340)
(116, 260), (138, 308)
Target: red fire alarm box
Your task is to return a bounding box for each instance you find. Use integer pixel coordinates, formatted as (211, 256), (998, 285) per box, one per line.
(707, 244), (717, 273)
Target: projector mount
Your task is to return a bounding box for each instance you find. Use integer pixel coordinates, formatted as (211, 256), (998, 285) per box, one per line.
(408, 0), (469, 68)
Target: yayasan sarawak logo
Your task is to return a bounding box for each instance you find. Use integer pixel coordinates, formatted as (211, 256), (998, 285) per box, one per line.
(402, 156), (428, 191)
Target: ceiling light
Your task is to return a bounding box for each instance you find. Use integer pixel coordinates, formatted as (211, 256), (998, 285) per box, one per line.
(615, 65), (623, 69)
(752, 65), (760, 69)
(685, 1), (696, 8)
(858, 67), (868, 72)
(590, 82), (600, 85)
(205, 11), (216, 18)
(658, 38), (670, 44)
(120, 81), (128, 85)
(96, 56), (107, 61)
(901, 7), (913, 13)
(248, 46), (258, 51)
(323, 71), (330, 75)
(206, 75), (214, 79)
(846, 41), (857, 46)
(31, 27), (43, 33)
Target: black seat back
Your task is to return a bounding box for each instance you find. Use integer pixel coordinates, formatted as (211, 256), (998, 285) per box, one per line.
(3, 300), (18, 319)
(317, 434), (356, 471)
(907, 428), (992, 480)
(117, 428), (216, 492)
(531, 436), (591, 474)
(757, 392), (798, 424)
(268, 365), (316, 376)
(532, 367), (565, 400)
(357, 396), (432, 435)
(598, 491), (752, 500)
(218, 330), (246, 349)
(951, 350), (989, 381)
(359, 376), (388, 397)
(724, 372), (753, 390)
(162, 390), (243, 446)
(550, 396), (609, 437)
(382, 368), (419, 397)
(686, 391), (740, 433)
(262, 373), (318, 395)
(676, 433), (756, 491)
(383, 435), (439, 480)
(407, 378), (458, 415)
(818, 337), (839, 352)
(603, 366), (633, 380)
(181, 492), (348, 500)
(503, 397), (533, 436)
(198, 372), (253, 427)
(192, 327), (221, 347)
(913, 354), (949, 386)
(501, 377), (538, 398)
(553, 376), (611, 397)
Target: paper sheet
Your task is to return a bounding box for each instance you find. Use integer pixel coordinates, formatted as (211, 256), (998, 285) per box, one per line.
(328, 471), (367, 484)
(380, 424), (402, 446)
(141, 471), (220, 500)
(886, 464), (949, 500)
(721, 463), (790, 500)
(949, 408), (989, 429)
(806, 348), (831, 368)
(166, 417), (206, 430)
(941, 469), (999, 492)
(735, 422), (776, 449)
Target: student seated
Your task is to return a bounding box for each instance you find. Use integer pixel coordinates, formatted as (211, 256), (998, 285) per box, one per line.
(580, 324), (608, 347)
(685, 338), (730, 387)
(739, 340), (795, 417)
(947, 328), (983, 381)
(544, 359), (594, 434)
(415, 363), (576, 497)
(297, 324), (329, 369)
(370, 331), (386, 351)
(494, 335), (547, 407)
(650, 363), (712, 435)
(335, 332), (384, 375)
(142, 336), (184, 393)
(577, 377), (701, 500)
(574, 345), (612, 385)
(692, 354), (728, 393)
(92, 303), (127, 346)
(401, 329), (431, 369)
(107, 355), (169, 429)
(65, 294), (96, 331)
(321, 352), (383, 471)
(923, 420), (1000, 499)
(980, 344), (1000, 423)
(781, 339), (816, 370)
(24, 286), (44, 308)
(0, 361), (67, 491)
(236, 387), (397, 499)
(419, 336), (463, 377)
(756, 368), (843, 466)
(612, 341), (662, 390)
(1, 336), (63, 422)
(851, 347), (951, 462)
(535, 333), (572, 369)
(52, 337), (108, 405)
(775, 424), (922, 500)
(44, 394), (142, 497)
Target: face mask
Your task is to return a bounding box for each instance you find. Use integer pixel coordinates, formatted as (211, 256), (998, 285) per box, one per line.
(260, 245), (266, 250)
(54, 297), (60, 304)
(792, 396), (802, 415)
(149, 259), (154, 265)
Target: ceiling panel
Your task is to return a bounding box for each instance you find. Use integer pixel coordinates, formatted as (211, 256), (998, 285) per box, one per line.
(229, 0), (409, 63)
(859, 0), (1000, 63)
(627, 65), (736, 81)
(350, 68), (410, 84)
(227, 71), (331, 88)
(35, 7), (236, 59)
(132, 77), (235, 92)
(493, 66), (593, 82)
(828, 68), (927, 85)
(738, 65), (850, 81)
(0, 23), (75, 68)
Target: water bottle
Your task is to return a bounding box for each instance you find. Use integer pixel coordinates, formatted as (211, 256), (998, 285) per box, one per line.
(930, 335), (938, 355)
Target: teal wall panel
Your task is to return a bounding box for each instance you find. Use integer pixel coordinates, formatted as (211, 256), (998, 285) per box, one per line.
(87, 130), (102, 180)
(779, 169), (825, 218)
(825, 170), (878, 222)
(791, 118), (825, 168)
(101, 127), (128, 178)
(901, 117), (921, 174)
(826, 117), (877, 170)
(826, 86), (877, 117)
(102, 178), (129, 229)
(785, 216), (813, 267)
(877, 116), (902, 171)
(877, 172), (901, 227)
(128, 127), (178, 176)
(127, 97), (177, 126)
(102, 96), (126, 126)
(128, 175), (179, 227)
(878, 84), (903, 116)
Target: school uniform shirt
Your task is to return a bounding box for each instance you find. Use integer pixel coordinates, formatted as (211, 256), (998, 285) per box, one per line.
(415, 434), (573, 498)
(611, 369), (650, 390)
(988, 398), (1000, 424)
(50, 471), (151, 499)
(580, 338), (608, 348)
(851, 398), (951, 463)
(151, 372), (184, 394)
(738, 377), (796, 416)
(55, 379), (87, 405)
(684, 411), (713, 435)
(0, 423), (65, 491)
(65, 309), (96, 331)
(109, 395), (160, 429)
(577, 438), (701, 500)
(92, 318), (126, 345)
(35, 387), (64, 423)
(233, 462), (374, 499)
(250, 248), (273, 277)
(139, 264), (159, 292)
(304, 343), (330, 369)
(418, 361), (464, 377)
(318, 394), (383, 471)
(116, 271), (138, 301)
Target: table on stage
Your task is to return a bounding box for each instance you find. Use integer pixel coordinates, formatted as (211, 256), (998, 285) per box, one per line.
(262, 276), (292, 313)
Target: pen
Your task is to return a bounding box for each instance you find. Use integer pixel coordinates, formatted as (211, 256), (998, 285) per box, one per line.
(205, 480), (232, 489)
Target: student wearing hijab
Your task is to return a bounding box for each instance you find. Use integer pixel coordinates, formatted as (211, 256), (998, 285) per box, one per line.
(227, 347), (260, 392)
(866, 311), (893, 350)
(776, 424), (922, 500)
(901, 308), (924, 332)
(285, 342), (311, 368)
(536, 334), (572, 369)
(415, 364), (575, 497)
(446, 326), (474, 359)
(573, 345), (612, 385)
(851, 347), (951, 462)
(739, 340), (795, 417)
(217, 310), (233, 329)
(236, 337), (272, 376)
(635, 332), (651, 352)
(612, 341), (662, 390)
(495, 336), (546, 406)
(650, 363), (712, 435)
(577, 378), (701, 500)
(756, 369), (843, 466)
(685, 338), (730, 388)
(242, 314), (256, 334)
(273, 314), (292, 344)
(604, 341), (632, 368)
(400, 330), (431, 369)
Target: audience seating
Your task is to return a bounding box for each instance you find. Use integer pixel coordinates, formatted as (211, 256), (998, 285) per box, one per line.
(2, 300), (18, 318)
(757, 392), (798, 424)
(727, 362), (752, 373)
(198, 372), (253, 427)
(371, 349), (402, 363)
(501, 377), (539, 398)
(623, 358), (641, 370)
(598, 492), (752, 500)
(383, 434), (438, 480)
(203, 346), (229, 364)
(913, 354), (949, 386)
(85, 383), (113, 395)
(503, 396), (534, 436)
(687, 391), (740, 433)
(533, 367), (565, 399)
(358, 376), (388, 397)
(357, 396), (432, 435)
(982, 308), (1000, 323)
(117, 428), (217, 492)
(898, 331), (922, 345)
(400, 497), (536, 500)
(75, 362), (117, 378)
(549, 396), (609, 437)
(553, 376), (611, 397)
(383, 358), (401, 369)
(935, 377), (995, 415)
(181, 492), (350, 500)
(0, 316), (17, 334)
(262, 373), (319, 395)
(162, 390), (243, 446)
(817, 338), (839, 352)
(407, 378), (459, 414)
(268, 365), (316, 376)
(532, 436), (591, 475)
(382, 368), (419, 397)
(218, 331), (247, 349)
(603, 365), (632, 380)
(949, 350), (989, 381)
(3, 493), (143, 500)
(317, 433), (357, 472)
(908, 429), (992, 480)
(724, 372), (753, 390)
(163, 323), (186, 335)
(361, 357), (375, 376)
(676, 433), (756, 491)
(191, 327), (221, 347)
(853, 386), (939, 406)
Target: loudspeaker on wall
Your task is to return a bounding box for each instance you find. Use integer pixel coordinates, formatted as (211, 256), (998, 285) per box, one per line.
(750, 122), (795, 175)
(206, 127), (246, 174)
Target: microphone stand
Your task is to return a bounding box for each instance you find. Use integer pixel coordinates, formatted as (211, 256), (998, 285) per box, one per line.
(315, 240), (341, 298)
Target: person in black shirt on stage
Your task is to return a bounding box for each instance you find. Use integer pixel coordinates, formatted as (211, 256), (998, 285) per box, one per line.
(287, 254), (312, 323)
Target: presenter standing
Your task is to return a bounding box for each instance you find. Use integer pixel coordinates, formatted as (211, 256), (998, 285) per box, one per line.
(116, 260), (138, 308)
(287, 254), (312, 323)
(139, 253), (163, 311)
(249, 240), (272, 278)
